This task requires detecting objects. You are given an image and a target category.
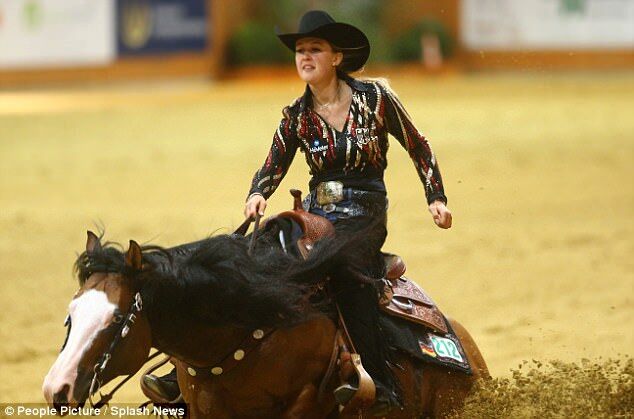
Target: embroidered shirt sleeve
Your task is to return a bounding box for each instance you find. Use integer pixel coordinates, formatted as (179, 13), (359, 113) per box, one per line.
(376, 82), (447, 205)
(248, 108), (299, 200)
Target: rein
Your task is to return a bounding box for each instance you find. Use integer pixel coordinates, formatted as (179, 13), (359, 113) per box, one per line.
(174, 214), (270, 378)
(80, 212), (331, 409)
(233, 213), (262, 255)
(83, 214), (263, 408)
(236, 210), (338, 401)
(90, 350), (163, 409)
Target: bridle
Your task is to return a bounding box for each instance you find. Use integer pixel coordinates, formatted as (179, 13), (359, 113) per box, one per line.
(62, 291), (160, 408)
(88, 292), (150, 408)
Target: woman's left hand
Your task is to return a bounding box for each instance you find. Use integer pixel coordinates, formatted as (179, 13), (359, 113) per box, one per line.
(428, 200), (452, 229)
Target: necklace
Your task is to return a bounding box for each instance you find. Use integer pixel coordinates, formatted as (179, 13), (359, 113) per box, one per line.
(313, 81), (341, 111)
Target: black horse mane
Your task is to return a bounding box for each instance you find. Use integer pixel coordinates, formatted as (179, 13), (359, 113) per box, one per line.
(75, 239), (171, 285)
(73, 221), (385, 331)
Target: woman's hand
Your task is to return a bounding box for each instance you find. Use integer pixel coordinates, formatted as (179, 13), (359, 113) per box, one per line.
(244, 193), (267, 220)
(428, 200), (452, 229)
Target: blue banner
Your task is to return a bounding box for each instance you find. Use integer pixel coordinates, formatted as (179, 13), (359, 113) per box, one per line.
(117, 0), (209, 55)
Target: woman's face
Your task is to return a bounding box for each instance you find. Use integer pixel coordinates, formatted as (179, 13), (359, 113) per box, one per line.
(295, 37), (342, 84)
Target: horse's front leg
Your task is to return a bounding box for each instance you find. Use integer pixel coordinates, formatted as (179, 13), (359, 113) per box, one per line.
(282, 383), (334, 419)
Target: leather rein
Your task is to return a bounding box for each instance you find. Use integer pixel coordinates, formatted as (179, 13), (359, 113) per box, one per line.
(66, 215), (263, 408)
(234, 213), (262, 255)
(72, 213), (337, 407)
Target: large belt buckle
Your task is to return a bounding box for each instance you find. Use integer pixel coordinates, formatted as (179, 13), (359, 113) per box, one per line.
(316, 181), (344, 205)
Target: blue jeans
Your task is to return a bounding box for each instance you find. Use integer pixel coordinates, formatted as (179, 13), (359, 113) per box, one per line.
(303, 189), (388, 224)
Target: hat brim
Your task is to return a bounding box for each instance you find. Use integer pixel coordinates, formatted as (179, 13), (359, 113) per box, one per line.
(276, 22), (370, 73)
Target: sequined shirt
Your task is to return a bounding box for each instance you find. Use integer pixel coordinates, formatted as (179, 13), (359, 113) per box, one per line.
(248, 75), (446, 205)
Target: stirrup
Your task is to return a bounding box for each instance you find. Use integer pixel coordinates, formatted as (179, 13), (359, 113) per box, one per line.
(334, 381), (394, 417)
(337, 353), (376, 415)
(140, 356), (182, 404)
(334, 383), (358, 405)
(141, 374), (182, 404)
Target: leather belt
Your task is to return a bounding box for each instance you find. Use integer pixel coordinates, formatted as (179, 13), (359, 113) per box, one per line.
(308, 183), (387, 218)
(314, 182), (386, 206)
(321, 203), (351, 214)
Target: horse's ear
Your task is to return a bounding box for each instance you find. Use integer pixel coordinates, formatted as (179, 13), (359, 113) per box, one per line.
(86, 231), (102, 253)
(125, 240), (143, 271)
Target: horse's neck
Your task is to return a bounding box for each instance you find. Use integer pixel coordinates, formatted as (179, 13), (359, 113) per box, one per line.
(148, 317), (246, 366)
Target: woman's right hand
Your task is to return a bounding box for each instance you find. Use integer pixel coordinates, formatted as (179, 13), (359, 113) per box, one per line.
(244, 193), (267, 220)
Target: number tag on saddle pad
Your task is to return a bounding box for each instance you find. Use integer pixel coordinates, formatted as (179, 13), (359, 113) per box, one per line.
(430, 335), (464, 363)
(417, 332), (470, 373)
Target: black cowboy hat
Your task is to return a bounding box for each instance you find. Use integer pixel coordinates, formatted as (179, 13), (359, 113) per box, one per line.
(276, 10), (370, 73)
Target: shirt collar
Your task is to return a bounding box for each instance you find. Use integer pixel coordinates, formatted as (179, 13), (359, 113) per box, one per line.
(299, 74), (369, 112)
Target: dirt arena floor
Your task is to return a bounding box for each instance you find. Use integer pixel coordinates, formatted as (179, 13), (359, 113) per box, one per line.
(1, 72), (632, 412)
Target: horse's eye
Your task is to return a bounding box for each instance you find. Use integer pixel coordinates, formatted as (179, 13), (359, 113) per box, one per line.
(113, 314), (125, 324)
(63, 314), (71, 327)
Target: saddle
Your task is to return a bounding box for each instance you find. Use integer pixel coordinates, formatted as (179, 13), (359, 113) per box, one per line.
(274, 189), (335, 258)
(379, 275), (448, 334)
(268, 192), (445, 335)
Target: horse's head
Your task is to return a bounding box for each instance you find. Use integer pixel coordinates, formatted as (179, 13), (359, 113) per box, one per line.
(43, 231), (152, 409)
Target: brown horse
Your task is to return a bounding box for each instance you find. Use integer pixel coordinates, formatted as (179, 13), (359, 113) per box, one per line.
(43, 223), (488, 418)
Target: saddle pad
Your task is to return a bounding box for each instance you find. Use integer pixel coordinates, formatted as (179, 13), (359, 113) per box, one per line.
(379, 314), (472, 374)
(380, 276), (448, 334)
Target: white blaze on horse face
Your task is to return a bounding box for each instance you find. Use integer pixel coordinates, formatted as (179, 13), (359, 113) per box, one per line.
(42, 289), (117, 405)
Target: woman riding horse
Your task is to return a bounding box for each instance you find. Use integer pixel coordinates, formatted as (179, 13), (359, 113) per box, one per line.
(147, 10), (452, 415)
(44, 226), (488, 417)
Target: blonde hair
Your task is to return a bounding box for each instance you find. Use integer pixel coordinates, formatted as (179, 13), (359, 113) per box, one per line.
(361, 77), (401, 100)
(362, 77), (391, 89)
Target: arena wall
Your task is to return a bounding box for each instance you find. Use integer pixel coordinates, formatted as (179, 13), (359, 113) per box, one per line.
(386, 0), (634, 70)
(0, 0), (236, 88)
(1, 0), (632, 89)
